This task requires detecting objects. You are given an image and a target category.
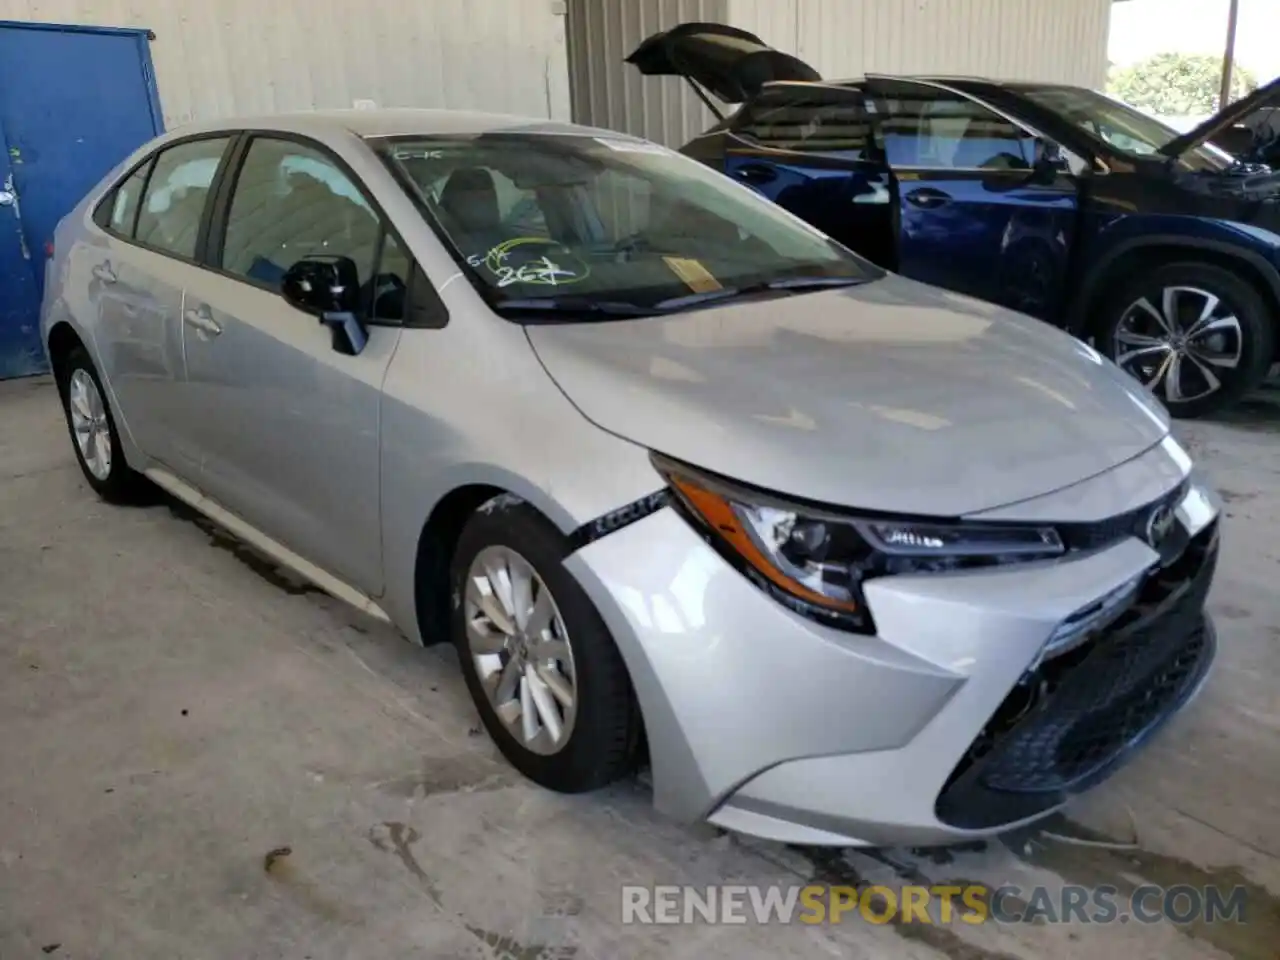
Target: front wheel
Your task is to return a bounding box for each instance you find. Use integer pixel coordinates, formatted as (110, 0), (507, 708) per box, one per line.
(1096, 262), (1275, 418)
(450, 497), (640, 793)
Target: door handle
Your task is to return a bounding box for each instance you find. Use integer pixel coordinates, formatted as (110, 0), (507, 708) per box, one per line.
(734, 163), (778, 185)
(91, 263), (117, 284)
(183, 305), (222, 338)
(905, 187), (952, 209)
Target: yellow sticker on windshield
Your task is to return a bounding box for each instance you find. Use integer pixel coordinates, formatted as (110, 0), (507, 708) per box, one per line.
(663, 257), (722, 293)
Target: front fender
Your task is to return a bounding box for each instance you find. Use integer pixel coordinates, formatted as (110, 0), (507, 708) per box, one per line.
(1070, 214), (1280, 335)
(376, 321), (667, 645)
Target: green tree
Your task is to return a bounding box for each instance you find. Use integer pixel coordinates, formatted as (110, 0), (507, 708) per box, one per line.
(1108, 52), (1259, 116)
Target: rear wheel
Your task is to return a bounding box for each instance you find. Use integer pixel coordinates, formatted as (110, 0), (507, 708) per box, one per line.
(450, 497), (639, 792)
(58, 346), (149, 502)
(1095, 261), (1275, 418)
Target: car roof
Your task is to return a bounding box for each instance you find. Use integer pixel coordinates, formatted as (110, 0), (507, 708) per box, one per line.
(152, 108), (635, 145)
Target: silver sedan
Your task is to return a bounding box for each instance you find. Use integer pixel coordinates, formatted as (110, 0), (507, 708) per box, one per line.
(40, 109), (1221, 847)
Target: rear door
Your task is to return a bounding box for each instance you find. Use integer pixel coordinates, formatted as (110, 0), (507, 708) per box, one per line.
(180, 133), (405, 595)
(724, 86), (897, 269)
(866, 78), (1079, 321)
(90, 135), (233, 473)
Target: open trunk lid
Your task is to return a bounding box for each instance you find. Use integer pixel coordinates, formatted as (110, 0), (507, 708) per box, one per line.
(1159, 74), (1280, 164)
(625, 22), (821, 109)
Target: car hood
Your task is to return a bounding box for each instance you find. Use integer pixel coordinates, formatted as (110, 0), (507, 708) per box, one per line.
(1161, 74), (1280, 163)
(625, 22), (821, 104)
(526, 276), (1171, 517)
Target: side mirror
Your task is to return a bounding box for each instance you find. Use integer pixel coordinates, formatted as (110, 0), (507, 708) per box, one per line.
(1029, 140), (1068, 184)
(281, 255), (368, 356)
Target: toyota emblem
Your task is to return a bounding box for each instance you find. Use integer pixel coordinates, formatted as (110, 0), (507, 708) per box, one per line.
(1145, 504), (1176, 547)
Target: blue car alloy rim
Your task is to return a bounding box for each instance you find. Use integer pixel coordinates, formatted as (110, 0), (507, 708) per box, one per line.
(1113, 285), (1244, 404)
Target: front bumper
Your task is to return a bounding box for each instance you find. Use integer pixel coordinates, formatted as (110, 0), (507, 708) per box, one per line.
(565, 456), (1220, 848)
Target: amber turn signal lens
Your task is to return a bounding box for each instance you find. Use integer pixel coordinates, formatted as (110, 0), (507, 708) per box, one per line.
(667, 472), (860, 613)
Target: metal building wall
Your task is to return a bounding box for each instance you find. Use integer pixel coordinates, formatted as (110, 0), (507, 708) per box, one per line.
(731, 0), (1113, 89)
(567, 0), (729, 146)
(567, 0), (1113, 146)
(0, 0), (572, 129)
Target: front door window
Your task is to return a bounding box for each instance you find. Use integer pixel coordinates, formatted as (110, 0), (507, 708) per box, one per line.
(873, 81), (1078, 321)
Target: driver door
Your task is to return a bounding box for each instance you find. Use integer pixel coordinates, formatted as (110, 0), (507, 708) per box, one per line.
(866, 78), (1079, 322)
(179, 134), (407, 595)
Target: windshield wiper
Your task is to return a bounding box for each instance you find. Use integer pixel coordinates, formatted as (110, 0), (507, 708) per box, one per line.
(654, 276), (869, 311)
(494, 297), (661, 319)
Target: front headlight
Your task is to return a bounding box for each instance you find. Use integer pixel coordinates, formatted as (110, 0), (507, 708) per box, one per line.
(653, 454), (1064, 634)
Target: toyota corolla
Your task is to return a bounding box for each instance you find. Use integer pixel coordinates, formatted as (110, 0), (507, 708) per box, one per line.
(40, 109), (1221, 846)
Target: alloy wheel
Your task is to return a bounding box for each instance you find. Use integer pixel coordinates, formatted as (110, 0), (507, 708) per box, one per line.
(1113, 286), (1243, 404)
(68, 368), (113, 481)
(464, 545), (577, 756)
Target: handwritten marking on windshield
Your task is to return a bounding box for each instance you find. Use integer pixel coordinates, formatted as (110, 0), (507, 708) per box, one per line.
(467, 237), (589, 287)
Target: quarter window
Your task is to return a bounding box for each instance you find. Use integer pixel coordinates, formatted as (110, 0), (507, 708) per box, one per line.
(134, 138), (230, 258)
(220, 137), (380, 292)
(96, 162), (151, 236)
(878, 90), (1037, 170)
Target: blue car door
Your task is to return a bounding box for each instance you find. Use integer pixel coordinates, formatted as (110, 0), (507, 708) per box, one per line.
(866, 78), (1079, 323)
(722, 86), (897, 270)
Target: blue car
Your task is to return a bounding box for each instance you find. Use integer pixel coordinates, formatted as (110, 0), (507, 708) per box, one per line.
(628, 22), (1280, 418)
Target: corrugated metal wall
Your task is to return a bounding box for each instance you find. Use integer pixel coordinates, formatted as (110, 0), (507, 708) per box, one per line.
(567, 0), (729, 146)
(2, 0), (1113, 143)
(0, 0), (572, 129)
(732, 0), (1113, 88)
(568, 0), (1113, 145)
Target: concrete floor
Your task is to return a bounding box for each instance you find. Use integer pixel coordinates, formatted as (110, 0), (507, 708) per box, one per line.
(1, 374), (1278, 960)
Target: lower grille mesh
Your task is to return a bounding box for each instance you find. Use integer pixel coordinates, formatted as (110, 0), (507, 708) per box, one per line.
(935, 519), (1218, 830)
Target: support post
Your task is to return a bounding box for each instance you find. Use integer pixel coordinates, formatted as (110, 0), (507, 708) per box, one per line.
(1218, 0), (1241, 109)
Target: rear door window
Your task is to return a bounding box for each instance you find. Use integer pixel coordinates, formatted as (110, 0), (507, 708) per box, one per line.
(134, 138), (232, 258)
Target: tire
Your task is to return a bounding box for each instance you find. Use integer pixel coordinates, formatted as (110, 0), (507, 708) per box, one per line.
(450, 496), (639, 793)
(1095, 261), (1275, 419)
(58, 346), (150, 502)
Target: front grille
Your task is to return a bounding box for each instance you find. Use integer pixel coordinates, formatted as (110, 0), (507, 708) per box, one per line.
(935, 518), (1218, 831)
(1057, 478), (1190, 552)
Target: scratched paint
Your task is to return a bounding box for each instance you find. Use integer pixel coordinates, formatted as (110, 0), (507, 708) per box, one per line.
(2, 173), (29, 261)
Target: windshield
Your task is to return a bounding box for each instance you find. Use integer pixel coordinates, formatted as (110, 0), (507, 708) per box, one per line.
(1019, 86), (1233, 172)
(380, 132), (879, 315)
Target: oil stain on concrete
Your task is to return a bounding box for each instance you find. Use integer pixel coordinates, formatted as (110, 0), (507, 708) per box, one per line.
(166, 501), (323, 597)
(792, 845), (1026, 960)
(373, 753), (518, 800)
(464, 925), (578, 960)
(367, 822), (579, 958)
(262, 846), (362, 926)
(1010, 817), (1280, 960)
(366, 822), (442, 907)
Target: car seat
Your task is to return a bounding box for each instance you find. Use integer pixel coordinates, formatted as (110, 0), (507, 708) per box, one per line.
(438, 167), (506, 252)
